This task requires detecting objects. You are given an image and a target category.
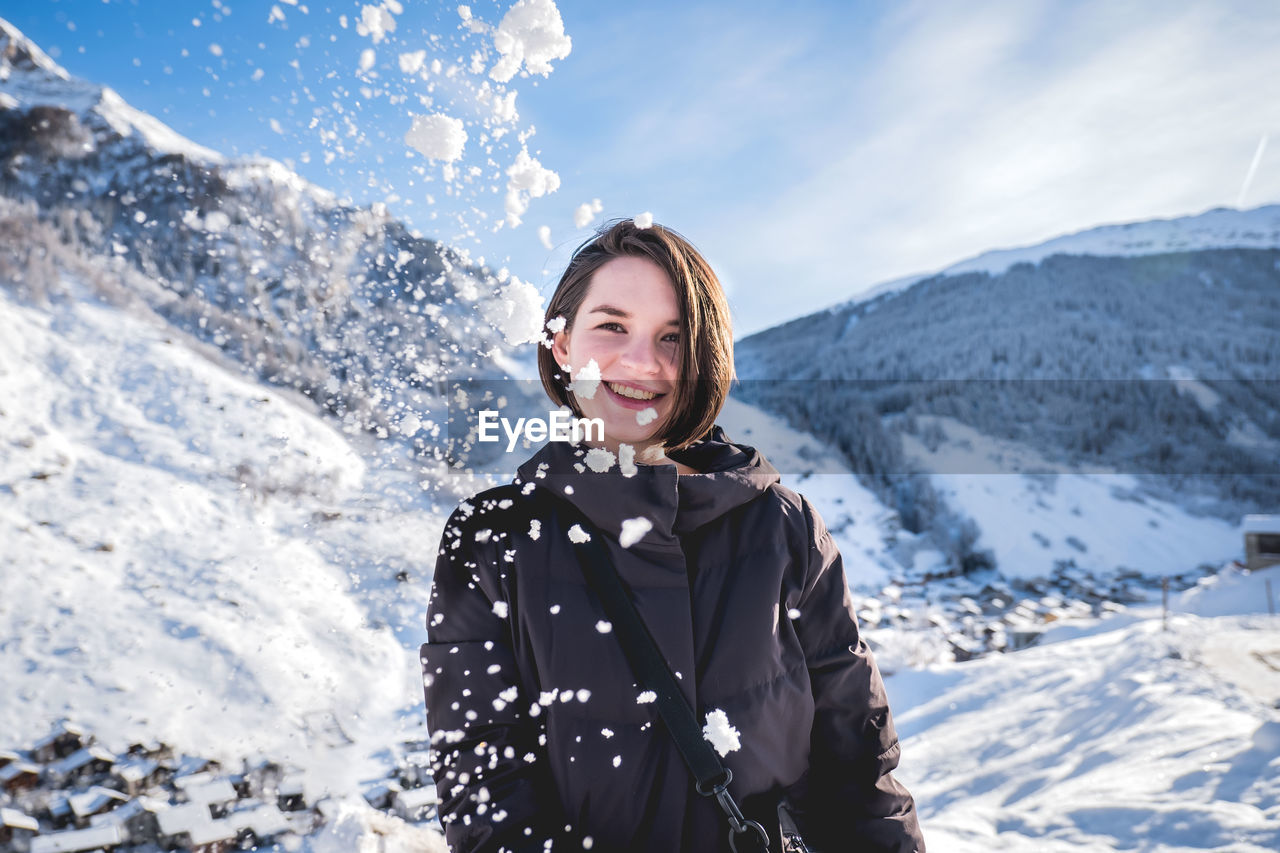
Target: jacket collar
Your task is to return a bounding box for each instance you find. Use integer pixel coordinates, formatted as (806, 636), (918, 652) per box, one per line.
(513, 424), (781, 551)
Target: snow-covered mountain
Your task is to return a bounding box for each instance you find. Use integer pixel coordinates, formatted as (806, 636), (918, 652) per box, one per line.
(837, 203), (1280, 309)
(0, 16), (544, 482)
(734, 205), (1279, 576)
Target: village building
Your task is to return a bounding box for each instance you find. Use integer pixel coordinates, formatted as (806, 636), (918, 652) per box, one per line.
(362, 778), (403, 811)
(1, 806), (40, 853)
(31, 724), (86, 765)
(0, 748), (21, 769)
(110, 756), (167, 797)
(47, 745), (116, 787)
(44, 793), (75, 830)
(174, 772), (239, 817)
(87, 795), (166, 847)
(154, 801), (217, 849)
(227, 802), (294, 848)
(277, 773), (307, 812)
(185, 818), (239, 853)
(1, 761), (41, 796)
(29, 822), (122, 853)
(66, 786), (129, 829)
(169, 755), (221, 778)
(1244, 514), (1280, 571)
(398, 749), (433, 788)
(392, 786), (438, 823)
(123, 740), (172, 764)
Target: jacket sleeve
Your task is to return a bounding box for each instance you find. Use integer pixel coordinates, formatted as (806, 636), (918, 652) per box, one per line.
(421, 502), (568, 853)
(789, 496), (926, 853)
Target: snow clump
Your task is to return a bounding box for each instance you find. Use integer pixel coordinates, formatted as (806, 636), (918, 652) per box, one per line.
(618, 443), (637, 478)
(702, 709), (741, 757)
(584, 447), (615, 473)
(538, 225), (553, 250)
(488, 0), (572, 83)
(492, 601), (509, 619)
(568, 358), (601, 399)
(595, 620), (612, 634)
(398, 50), (427, 74)
(193, 210), (231, 232)
(633, 212), (653, 229)
(635, 406), (657, 426)
(619, 516), (652, 548)
(567, 524), (590, 544)
(636, 691), (657, 704)
(405, 113), (467, 161)
(357, 3), (399, 43)
(505, 147), (561, 227)
(480, 277), (546, 345)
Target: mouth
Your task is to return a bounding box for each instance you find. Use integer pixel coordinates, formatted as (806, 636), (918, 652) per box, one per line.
(604, 381), (664, 401)
(603, 380), (667, 410)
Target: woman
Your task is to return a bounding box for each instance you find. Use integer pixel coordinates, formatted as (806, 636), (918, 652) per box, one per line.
(421, 219), (924, 852)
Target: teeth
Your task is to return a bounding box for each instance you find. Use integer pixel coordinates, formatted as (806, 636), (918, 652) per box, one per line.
(607, 382), (658, 401)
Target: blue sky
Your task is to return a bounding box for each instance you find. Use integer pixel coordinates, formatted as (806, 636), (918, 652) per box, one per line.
(9, 0), (1280, 337)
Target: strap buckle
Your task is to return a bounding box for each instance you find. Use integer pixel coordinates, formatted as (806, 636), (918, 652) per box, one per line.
(696, 770), (771, 852)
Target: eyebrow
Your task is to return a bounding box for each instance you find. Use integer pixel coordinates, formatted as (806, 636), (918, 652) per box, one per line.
(585, 304), (681, 327)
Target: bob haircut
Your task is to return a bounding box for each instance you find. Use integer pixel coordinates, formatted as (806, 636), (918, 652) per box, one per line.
(537, 218), (736, 453)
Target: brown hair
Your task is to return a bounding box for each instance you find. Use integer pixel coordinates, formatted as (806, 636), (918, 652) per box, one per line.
(537, 218), (736, 452)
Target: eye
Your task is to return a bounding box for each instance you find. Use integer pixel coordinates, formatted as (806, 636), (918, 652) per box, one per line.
(662, 333), (680, 344)
(597, 322), (624, 332)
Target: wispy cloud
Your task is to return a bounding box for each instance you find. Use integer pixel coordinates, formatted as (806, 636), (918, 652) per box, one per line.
(690, 0), (1280, 334)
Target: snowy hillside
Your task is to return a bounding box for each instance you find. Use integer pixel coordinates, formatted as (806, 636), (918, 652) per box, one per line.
(0, 15), (546, 478)
(0, 272), (450, 786)
(891, 566), (1280, 852)
(7, 267), (1274, 852)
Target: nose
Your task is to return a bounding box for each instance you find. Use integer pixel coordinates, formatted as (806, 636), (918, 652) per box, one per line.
(619, 335), (662, 374)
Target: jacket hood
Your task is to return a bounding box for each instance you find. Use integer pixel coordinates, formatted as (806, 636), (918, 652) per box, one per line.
(513, 424), (781, 551)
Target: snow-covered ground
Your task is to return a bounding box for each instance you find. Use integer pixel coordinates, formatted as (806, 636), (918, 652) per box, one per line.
(4, 277), (1272, 850)
(891, 566), (1280, 852)
(901, 415), (1242, 579)
(0, 277), (448, 799)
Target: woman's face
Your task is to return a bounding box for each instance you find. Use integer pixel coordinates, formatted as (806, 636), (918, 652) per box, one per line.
(551, 255), (684, 455)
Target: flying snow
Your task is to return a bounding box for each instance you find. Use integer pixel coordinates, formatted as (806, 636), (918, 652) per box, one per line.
(618, 443), (637, 478)
(584, 447), (615, 473)
(488, 0), (572, 83)
(404, 113), (467, 162)
(702, 709), (741, 757)
(504, 147), (561, 227)
(567, 524), (590, 544)
(633, 212), (653, 229)
(357, 3), (399, 44)
(480, 277), (545, 345)
(619, 516), (652, 549)
(568, 358), (601, 399)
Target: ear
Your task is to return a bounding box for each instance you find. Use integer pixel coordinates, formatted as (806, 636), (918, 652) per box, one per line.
(551, 328), (571, 374)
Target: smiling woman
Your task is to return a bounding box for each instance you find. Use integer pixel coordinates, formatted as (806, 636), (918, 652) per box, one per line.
(537, 219), (738, 467)
(421, 219), (925, 853)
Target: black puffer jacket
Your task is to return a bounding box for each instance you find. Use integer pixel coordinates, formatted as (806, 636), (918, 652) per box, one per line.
(421, 425), (924, 852)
